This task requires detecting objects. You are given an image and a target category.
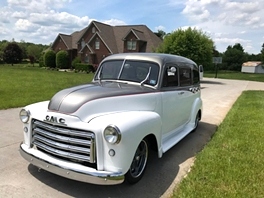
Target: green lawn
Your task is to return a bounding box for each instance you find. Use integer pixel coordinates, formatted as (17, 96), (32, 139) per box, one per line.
(173, 91), (264, 197)
(0, 65), (93, 109)
(204, 70), (264, 82)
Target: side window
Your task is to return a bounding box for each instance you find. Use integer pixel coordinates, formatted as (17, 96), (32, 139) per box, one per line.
(193, 68), (199, 84)
(179, 67), (191, 86)
(162, 65), (178, 87)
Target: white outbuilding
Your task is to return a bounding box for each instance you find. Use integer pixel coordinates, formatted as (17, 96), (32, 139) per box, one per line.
(241, 61), (264, 73)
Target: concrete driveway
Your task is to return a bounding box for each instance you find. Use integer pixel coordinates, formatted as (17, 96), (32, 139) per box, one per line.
(1, 78), (263, 198)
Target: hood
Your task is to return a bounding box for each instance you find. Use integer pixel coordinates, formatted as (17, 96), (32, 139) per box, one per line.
(48, 82), (155, 114)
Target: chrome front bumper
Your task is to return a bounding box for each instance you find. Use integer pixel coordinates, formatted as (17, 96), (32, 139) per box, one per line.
(19, 143), (124, 185)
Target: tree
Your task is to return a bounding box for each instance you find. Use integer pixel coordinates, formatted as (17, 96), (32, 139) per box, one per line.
(39, 54), (45, 67)
(27, 45), (43, 65)
(222, 43), (247, 71)
(3, 42), (23, 65)
(18, 40), (27, 59)
(0, 40), (8, 63)
(44, 50), (56, 68)
(261, 43), (264, 63)
(154, 30), (167, 40)
(56, 50), (69, 69)
(156, 27), (214, 70)
(233, 43), (244, 52)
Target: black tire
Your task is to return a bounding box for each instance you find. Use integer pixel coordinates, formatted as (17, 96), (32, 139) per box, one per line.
(192, 112), (200, 132)
(125, 139), (148, 184)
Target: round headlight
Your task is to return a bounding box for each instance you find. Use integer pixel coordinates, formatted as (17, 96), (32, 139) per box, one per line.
(104, 125), (121, 144)
(19, 109), (30, 123)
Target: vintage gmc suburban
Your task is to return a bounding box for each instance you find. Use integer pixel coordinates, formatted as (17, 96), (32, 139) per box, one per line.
(19, 53), (203, 185)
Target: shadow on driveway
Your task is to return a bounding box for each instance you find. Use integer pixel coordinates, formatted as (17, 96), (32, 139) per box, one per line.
(201, 80), (225, 85)
(27, 121), (217, 198)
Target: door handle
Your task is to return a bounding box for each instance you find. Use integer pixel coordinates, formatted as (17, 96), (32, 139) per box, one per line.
(178, 92), (184, 95)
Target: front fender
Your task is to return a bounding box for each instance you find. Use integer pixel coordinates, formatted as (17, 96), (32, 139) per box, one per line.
(89, 111), (162, 175)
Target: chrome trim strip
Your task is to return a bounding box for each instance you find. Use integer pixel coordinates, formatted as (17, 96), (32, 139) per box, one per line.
(34, 135), (90, 154)
(34, 120), (94, 138)
(33, 141), (90, 162)
(19, 143), (124, 185)
(33, 128), (91, 146)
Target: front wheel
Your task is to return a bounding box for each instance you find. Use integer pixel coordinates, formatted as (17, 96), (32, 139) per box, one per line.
(192, 112), (200, 132)
(125, 139), (148, 184)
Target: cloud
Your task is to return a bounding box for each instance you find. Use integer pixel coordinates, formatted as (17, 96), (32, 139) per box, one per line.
(30, 11), (90, 28)
(15, 19), (38, 32)
(12, 11), (28, 19)
(0, 7), (12, 23)
(102, 19), (127, 26)
(182, 0), (263, 27)
(155, 25), (165, 31)
(0, 27), (9, 35)
(182, 1), (210, 22)
(7, 0), (72, 12)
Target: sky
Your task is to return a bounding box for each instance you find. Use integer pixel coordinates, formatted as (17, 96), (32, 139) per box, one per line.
(0, 0), (263, 54)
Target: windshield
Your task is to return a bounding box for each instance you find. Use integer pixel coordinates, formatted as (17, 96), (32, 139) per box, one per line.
(95, 60), (160, 86)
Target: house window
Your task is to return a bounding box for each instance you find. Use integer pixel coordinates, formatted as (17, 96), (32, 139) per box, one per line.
(81, 39), (85, 49)
(95, 38), (100, 49)
(127, 40), (137, 50)
(85, 54), (89, 63)
(92, 27), (96, 33)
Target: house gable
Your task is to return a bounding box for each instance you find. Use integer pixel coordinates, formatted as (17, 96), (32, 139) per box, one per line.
(51, 34), (70, 52)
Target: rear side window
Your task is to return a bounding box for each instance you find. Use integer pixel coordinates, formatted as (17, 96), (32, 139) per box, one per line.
(179, 67), (191, 86)
(162, 65), (178, 87)
(193, 68), (199, 84)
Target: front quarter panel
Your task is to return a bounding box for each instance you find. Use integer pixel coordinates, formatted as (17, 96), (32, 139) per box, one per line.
(89, 111), (162, 174)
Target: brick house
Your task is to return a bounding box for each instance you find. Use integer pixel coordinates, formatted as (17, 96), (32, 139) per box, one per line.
(50, 21), (162, 68)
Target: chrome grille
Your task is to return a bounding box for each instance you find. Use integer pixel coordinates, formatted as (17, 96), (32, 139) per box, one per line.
(32, 120), (96, 163)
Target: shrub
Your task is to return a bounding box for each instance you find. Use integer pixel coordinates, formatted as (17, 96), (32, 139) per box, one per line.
(75, 63), (95, 73)
(56, 50), (69, 69)
(44, 50), (56, 68)
(71, 56), (81, 69)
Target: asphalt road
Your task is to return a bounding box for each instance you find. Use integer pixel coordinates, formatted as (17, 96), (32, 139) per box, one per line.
(1, 78), (263, 198)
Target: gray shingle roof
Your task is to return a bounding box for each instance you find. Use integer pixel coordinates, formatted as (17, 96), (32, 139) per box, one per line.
(53, 21), (162, 53)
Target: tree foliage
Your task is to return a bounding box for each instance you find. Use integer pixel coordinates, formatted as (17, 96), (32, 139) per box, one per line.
(27, 45), (43, 62)
(261, 43), (264, 63)
(154, 30), (167, 40)
(222, 43), (247, 71)
(44, 50), (56, 68)
(39, 54), (45, 67)
(0, 39), (49, 64)
(56, 50), (69, 69)
(72, 56), (81, 69)
(156, 27), (214, 70)
(3, 42), (23, 65)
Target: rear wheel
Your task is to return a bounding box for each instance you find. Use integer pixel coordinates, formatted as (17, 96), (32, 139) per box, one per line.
(125, 139), (148, 184)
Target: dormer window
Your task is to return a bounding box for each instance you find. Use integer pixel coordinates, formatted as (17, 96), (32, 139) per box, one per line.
(127, 40), (137, 50)
(95, 38), (100, 49)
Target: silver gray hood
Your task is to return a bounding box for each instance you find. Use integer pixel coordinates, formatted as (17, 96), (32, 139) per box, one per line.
(48, 82), (155, 114)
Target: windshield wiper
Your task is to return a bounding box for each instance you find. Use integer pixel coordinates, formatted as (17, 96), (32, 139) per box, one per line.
(140, 67), (151, 86)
